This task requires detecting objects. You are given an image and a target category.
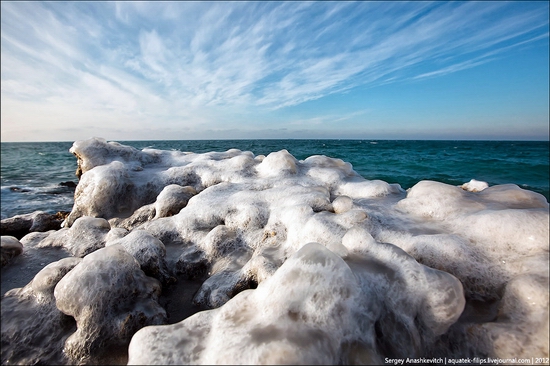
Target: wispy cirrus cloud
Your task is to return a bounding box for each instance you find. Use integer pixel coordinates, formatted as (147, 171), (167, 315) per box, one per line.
(1, 1), (548, 141)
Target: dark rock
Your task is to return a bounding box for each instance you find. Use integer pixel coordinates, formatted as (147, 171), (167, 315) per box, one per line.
(45, 181), (77, 194)
(1, 211), (70, 239)
(9, 187), (31, 193)
(1, 236), (23, 267)
(59, 181), (77, 189)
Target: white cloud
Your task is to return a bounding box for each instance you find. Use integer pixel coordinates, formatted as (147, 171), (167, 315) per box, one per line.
(289, 109), (371, 127)
(139, 29), (169, 75)
(1, 1), (548, 141)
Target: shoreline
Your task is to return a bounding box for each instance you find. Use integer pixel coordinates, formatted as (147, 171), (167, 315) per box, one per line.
(2, 140), (549, 219)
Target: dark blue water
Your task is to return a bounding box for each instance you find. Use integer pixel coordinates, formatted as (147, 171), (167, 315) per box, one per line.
(1, 140), (548, 219)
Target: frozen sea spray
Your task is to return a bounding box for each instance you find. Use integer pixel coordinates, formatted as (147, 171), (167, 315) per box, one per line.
(1, 235), (23, 267)
(38, 216), (111, 257)
(128, 242), (465, 364)
(54, 245), (166, 364)
(1, 137), (548, 364)
(1, 257), (81, 365)
(128, 243), (375, 365)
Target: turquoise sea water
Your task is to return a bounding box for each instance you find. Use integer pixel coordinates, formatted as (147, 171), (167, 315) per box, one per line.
(1, 140), (548, 219)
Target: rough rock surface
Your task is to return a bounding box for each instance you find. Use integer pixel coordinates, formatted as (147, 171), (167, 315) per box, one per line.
(0, 211), (69, 239)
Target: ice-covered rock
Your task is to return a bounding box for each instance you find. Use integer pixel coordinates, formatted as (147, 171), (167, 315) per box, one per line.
(66, 161), (139, 225)
(1, 235), (23, 267)
(1, 137), (548, 364)
(54, 245), (166, 364)
(154, 184), (196, 219)
(105, 229), (175, 284)
(0, 210), (68, 239)
(1, 257), (81, 365)
(38, 216), (111, 257)
(129, 243), (369, 365)
(461, 178), (489, 192)
(69, 137), (158, 179)
(256, 149), (298, 177)
(128, 242), (465, 364)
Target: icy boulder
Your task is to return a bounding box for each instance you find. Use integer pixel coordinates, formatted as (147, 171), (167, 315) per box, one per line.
(38, 216), (111, 257)
(1, 257), (81, 365)
(66, 161), (139, 225)
(154, 184), (196, 219)
(69, 137), (159, 178)
(461, 178), (489, 192)
(256, 149), (298, 177)
(128, 242), (465, 364)
(54, 245), (166, 364)
(1, 235), (23, 267)
(105, 229), (175, 284)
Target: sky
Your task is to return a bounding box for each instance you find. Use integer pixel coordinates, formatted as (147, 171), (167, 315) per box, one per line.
(1, 1), (549, 142)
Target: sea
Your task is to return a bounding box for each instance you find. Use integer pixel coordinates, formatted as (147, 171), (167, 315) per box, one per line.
(1, 139), (548, 220)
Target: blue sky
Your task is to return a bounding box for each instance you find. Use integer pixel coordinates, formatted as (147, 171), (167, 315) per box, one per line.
(1, 1), (549, 142)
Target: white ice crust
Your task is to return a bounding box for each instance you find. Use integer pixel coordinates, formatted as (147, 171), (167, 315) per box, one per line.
(2, 137), (548, 364)
(54, 245), (166, 363)
(461, 178), (489, 192)
(1, 235), (23, 266)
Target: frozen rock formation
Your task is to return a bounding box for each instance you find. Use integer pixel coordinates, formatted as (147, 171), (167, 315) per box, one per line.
(105, 229), (175, 284)
(38, 216), (111, 257)
(1, 257), (81, 364)
(154, 184), (197, 219)
(54, 245), (166, 364)
(0, 210), (69, 239)
(128, 242), (465, 364)
(1, 236), (23, 267)
(1, 137), (548, 365)
(461, 178), (489, 192)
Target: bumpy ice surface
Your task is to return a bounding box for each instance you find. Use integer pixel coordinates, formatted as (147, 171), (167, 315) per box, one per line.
(1, 137), (548, 365)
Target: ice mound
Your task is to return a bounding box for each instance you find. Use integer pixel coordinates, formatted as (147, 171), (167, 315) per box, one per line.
(1, 257), (81, 364)
(1, 235), (23, 267)
(154, 184), (196, 219)
(70, 137), (159, 178)
(54, 245), (166, 363)
(39, 216), (111, 257)
(256, 149), (298, 177)
(461, 178), (489, 192)
(2, 137), (548, 364)
(129, 241), (465, 364)
(105, 229), (175, 284)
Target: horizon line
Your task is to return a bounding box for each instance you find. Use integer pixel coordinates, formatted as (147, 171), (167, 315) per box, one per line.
(2, 137), (549, 144)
